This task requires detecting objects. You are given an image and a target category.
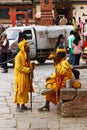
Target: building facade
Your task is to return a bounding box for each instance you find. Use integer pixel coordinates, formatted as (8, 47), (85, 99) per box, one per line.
(0, 0), (87, 30)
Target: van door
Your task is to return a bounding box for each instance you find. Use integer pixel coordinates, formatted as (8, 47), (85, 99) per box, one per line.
(22, 29), (36, 59)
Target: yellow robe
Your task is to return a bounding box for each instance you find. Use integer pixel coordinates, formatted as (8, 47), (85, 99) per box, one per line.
(14, 40), (34, 104)
(46, 58), (74, 104)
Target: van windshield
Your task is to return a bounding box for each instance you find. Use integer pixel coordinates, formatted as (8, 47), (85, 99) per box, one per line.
(6, 29), (21, 40)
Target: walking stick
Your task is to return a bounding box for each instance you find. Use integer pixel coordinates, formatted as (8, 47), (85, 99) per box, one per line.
(55, 69), (58, 114)
(30, 70), (33, 112)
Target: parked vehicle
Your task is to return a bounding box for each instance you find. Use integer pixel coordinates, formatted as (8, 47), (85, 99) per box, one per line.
(4, 25), (74, 64)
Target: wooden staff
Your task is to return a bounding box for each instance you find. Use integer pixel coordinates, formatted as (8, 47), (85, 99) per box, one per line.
(30, 70), (33, 112)
(55, 68), (58, 114)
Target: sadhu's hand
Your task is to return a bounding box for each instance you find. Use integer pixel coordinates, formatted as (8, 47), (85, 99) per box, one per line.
(31, 62), (36, 70)
(48, 52), (55, 60)
(46, 77), (51, 81)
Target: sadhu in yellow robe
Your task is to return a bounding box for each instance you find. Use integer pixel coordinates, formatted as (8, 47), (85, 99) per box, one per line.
(14, 39), (34, 104)
(46, 58), (74, 104)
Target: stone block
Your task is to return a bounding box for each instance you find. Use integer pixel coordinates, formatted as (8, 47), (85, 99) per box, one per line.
(58, 88), (87, 117)
(60, 88), (77, 101)
(77, 89), (87, 106)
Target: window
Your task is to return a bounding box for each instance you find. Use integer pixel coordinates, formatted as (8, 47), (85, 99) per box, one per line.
(6, 29), (21, 40)
(16, 8), (33, 19)
(0, 9), (9, 19)
(44, 0), (49, 4)
(23, 30), (32, 40)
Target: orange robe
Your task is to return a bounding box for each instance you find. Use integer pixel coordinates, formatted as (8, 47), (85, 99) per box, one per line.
(14, 40), (34, 104)
(46, 58), (74, 104)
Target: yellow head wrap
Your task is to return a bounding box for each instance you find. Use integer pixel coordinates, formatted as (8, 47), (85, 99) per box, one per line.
(56, 48), (66, 53)
(18, 39), (29, 49)
(48, 52), (55, 59)
(18, 39), (30, 60)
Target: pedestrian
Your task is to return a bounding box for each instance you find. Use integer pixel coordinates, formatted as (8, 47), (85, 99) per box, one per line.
(83, 36), (87, 48)
(0, 33), (9, 73)
(38, 48), (74, 111)
(14, 39), (35, 112)
(72, 16), (77, 30)
(0, 35), (2, 61)
(55, 34), (65, 51)
(68, 30), (75, 64)
(72, 32), (83, 65)
(66, 19), (72, 25)
(83, 32), (87, 48)
(78, 17), (83, 34)
(59, 16), (67, 25)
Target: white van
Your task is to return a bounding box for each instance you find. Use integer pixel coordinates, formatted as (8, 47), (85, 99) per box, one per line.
(5, 25), (74, 63)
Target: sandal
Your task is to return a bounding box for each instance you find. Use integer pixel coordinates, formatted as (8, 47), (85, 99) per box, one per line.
(15, 107), (23, 112)
(38, 106), (50, 112)
(21, 106), (31, 110)
(41, 88), (53, 95)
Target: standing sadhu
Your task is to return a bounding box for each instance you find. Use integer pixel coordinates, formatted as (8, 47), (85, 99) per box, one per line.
(14, 39), (35, 112)
(38, 48), (74, 111)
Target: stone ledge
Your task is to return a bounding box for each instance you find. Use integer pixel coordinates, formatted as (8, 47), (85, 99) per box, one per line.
(58, 88), (87, 117)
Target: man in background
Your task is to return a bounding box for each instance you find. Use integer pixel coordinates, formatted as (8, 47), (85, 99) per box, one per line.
(60, 16), (67, 25)
(0, 33), (9, 73)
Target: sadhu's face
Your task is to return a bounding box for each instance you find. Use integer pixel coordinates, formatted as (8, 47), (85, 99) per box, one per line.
(24, 43), (30, 53)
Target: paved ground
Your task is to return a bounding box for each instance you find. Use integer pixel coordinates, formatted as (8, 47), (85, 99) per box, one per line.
(0, 59), (87, 130)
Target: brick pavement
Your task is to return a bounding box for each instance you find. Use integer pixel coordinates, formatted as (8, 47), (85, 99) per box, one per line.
(0, 59), (87, 130)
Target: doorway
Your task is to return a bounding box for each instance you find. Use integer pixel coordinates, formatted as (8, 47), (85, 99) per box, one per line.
(58, 9), (69, 19)
(53, 9), (69, 25)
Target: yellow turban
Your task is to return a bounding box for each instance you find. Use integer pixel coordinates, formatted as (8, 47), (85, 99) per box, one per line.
(48, 52), (55, 59)
(56, 48), (66, 53)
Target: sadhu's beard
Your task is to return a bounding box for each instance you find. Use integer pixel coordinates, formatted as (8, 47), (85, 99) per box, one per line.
(26, 52), (30, 62)
(54, 55), (61, 65)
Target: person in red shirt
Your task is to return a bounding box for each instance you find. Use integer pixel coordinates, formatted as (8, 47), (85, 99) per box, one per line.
(82, 32), (87, 63)
(83, 36), (87, 48)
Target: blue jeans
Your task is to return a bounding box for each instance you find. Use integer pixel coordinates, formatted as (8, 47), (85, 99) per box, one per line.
(68, 53), (75, 64)
(73, 53), (81, 65)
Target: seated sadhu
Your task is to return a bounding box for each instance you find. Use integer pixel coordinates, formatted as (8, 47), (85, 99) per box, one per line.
(38, 48), (76, 111)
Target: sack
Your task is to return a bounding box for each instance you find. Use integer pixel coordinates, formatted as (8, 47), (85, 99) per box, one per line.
(72, 69), (80, 79)
(72, 80), (81, 89)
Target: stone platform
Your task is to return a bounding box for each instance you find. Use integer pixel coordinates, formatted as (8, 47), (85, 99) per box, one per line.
(58, 88), (87, 117)
(57, 64), (87, 117)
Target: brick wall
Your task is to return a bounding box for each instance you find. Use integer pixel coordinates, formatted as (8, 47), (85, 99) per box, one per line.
(40, 0), (53, 25)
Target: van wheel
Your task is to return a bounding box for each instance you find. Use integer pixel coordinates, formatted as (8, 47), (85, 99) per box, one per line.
(37, 58), (46, 64)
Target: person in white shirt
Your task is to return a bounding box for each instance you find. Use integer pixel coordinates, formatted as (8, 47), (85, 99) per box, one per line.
(68, 30), (75, 64)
